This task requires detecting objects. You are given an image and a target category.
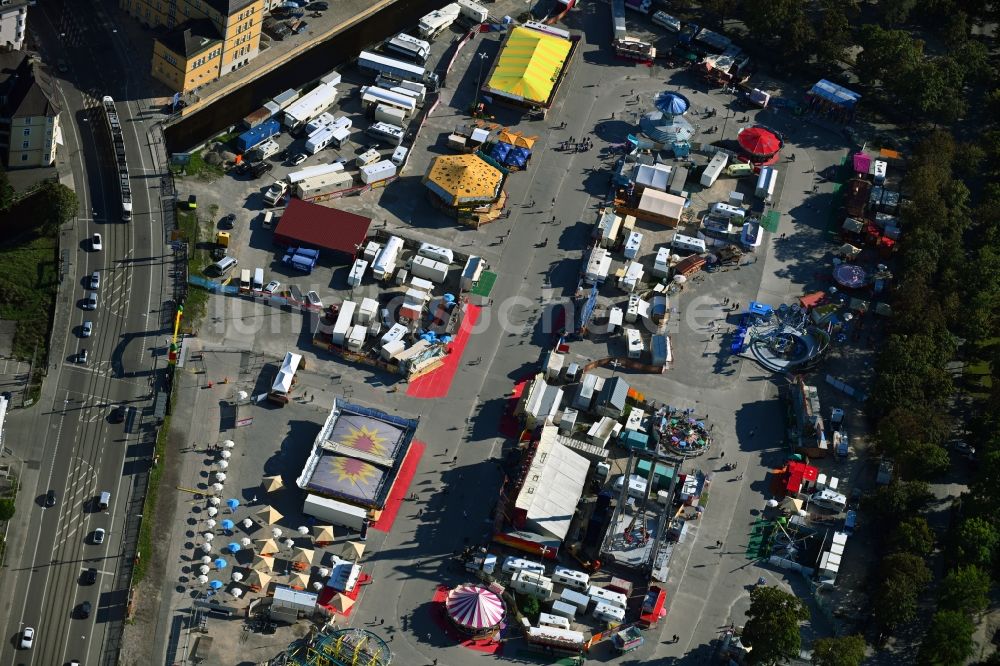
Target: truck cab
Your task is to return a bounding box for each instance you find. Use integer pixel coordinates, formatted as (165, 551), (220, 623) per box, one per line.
(263, 181), (289, 207)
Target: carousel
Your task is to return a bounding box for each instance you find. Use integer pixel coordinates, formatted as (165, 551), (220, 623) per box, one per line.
(445, 584), (506, 638)
(653, 408), (712, 456)
(736, 125), (783, 166)
(639, 91), (696, 156)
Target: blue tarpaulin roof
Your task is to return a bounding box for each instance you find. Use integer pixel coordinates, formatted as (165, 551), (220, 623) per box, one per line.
(807, 80), (861, 110)
(748, 301), (773, 317)
(490, 141), (531, 168)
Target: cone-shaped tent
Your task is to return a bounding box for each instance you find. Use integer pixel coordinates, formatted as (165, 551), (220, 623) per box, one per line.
(313, 525), (335, 545)
(262, 475), (284, 493)
(255, 505), (283, 525)
(341, 541), (365, 561)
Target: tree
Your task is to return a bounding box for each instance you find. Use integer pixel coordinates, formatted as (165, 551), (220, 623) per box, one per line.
(889, 516), (935, 556)
(881, 0), (919, 23)
(899, 441), (950, 480)
(952, 516), (999, 569)
(865, 480), (932, 522)
(701, 0), (739, 24)
(811, 634), (866, 666)
(917, 610), (975, 665)
(36, 182), (78, 233)
(938, 566), (990, 616)
(740, 0), (803, 38)
(0, 169), (13, 212)
(519, 594), (540, 621)
(856, 25), (924, 92)
(874, 554), (932, 632)
(741, 586), (809, 665)
(0, 497), (14, 521)
(814, 1), (852, 66)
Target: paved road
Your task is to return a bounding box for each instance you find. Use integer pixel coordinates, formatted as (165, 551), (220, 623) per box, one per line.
(0, 1), (170, 665)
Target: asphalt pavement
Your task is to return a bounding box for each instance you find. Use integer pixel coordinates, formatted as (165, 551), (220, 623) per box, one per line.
(0, 1), (172, 664)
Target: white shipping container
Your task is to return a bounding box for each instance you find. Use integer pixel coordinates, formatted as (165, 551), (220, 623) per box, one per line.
(623, 231), (643, 260)
(410, 255), (448, 283)
(626, 328), (644, 358)
(347, 324), (367, 351)
(332, 300), (357, 346)
(381, 339), (406, 360)
(356, 148), (381, 168)
(359, 159), (398, 185)
(381, 323), (408, 346)
(357, 298), (379, 325)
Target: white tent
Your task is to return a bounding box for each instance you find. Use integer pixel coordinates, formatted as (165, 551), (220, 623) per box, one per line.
(512, 425), (590, 542)
(271, 352), (303, 394)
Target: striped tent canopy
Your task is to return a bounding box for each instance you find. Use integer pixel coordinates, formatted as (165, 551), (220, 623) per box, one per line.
(486, 26), (572, 105)
(445, 585), (505, 630)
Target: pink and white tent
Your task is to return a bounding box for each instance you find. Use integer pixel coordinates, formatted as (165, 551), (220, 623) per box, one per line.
(445, 585), (505, 632)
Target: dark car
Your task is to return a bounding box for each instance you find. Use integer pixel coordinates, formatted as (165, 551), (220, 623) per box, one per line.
(210, 247), (228, 261)
(220, 213), (236, 229)
(77, 601), (92, 619)
(306, 1), (328, 9)
(110, 405), (126, 423)
(45, 490), (57, 507)
(250, 161), (273, 179)
(82, 567), (98, 585)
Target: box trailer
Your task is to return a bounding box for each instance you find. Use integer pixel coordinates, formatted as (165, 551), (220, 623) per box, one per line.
(242, 106), (273, 129)
(302, 494), (367, 531)
(330, 126), (352, 149)
(236, 118), (281, 153)
(332, 300), (357, 346)
(357, 298), (379, 325)
(378, 77), (427, 104)
(700, 152), (729, 187)
(360, 86), (416, 116)
(584, 247), (612, 284)
(457, 0), (489, 23)
(270, 88), (301, 110)
(755, 167), (777, 202)
(410, 255), (448, 283)
(623, 231), (643, 259)
(418, 3), (460, 39)
(374, 104), (407, 127)
(357, 51), (439, 89)
(295, 171), (354, 199)
(461, 255), (484, 290)
(385, 33), (431, 64)
(373, 236), (403, 280)
(283, 82), (338, 131)
(669, 165), (689, 195)
(355, 148), (381, 168)
(549, 600), (577, 621)
(304, 123), (349, 155)
(287, 162), (345, 184)
(319, 71), (342, 86)
(359, 159), (398, 184)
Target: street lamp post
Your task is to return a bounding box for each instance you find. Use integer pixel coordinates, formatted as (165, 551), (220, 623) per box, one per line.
(473, 52), (489, 111)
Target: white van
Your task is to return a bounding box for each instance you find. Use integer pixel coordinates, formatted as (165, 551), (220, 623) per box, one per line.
(552, 566), (590, 592)
(98, 491), (111, 511)
(811, 489), (847, 512)
(252, 267), (264, 293)
(212, 256), (238, 275)
(651, 11), (681, 32)
(502, 556), (545, 576)
(670, 233), (706, 254)
(710, 202), (746, 221)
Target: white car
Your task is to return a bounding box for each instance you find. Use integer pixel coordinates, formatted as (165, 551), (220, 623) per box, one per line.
(306, 290), (323, 307)
(20, 626), (34, 649)
(264, 280), (281, 294)
(91, 233), (103, 251)
(82, 321), (93, 337)
(89, 271), (101, 290)
(93, 528), (106, 544)
(84, 292), (98, 310)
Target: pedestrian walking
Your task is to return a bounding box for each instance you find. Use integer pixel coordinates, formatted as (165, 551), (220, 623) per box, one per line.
(720, 450), (725, 458)
(381, 619), (385, 625)
(672, 634), (680, 643)
(611, 112), (615, 119)
(710, 333), (715, 340)
(737, 473), (743, 480)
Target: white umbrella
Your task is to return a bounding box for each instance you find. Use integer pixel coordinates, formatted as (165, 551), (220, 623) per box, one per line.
(207, 507), (218, 517)
(232, 588), (243, 598)
(238, 390), (249, 400)
(199, 564), (210, 575)
(209, 497), (221, 506)
(297, 525), (309, 535)
(283, 538), (295, 550)
(204, 532), (215, 542)
(242, 518), (254, 529)
(220, 451), (231, 459)
(197, 574), (209, 584)
(312, 581), (324, 591)
(212, 483), (224, 492)
(318, 567), (330, 577)
(223, 440), (235, 448)
(673, 274), (687, 283)
(200, 543), (212, 553)
(216, 460), (229, 470)
(215, 472), (227, 482)
(766, 499), (779, 508)
(206, 518), (217, 528)
(271, 528), (283, 539)
(232, 571), (244, 582)
(240, 537), (252, 547)
(201, 555), (213, 564)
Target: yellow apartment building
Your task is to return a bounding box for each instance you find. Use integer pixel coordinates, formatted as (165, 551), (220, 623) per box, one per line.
(0, 51), (61, 168)
(120, 0), (265, 93)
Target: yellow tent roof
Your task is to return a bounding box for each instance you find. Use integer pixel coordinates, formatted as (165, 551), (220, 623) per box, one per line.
(496, 129), (537, 149)
(423, 154), (504, 206)
(487, 26), (572, 105)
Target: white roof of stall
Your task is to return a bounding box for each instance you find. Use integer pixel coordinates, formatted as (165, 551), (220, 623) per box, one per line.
(514, 425), (589, 542)
(634, 163), (672, 191)
(272, 352), (303, 394)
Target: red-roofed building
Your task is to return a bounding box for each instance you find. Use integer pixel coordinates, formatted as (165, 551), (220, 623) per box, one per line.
(273, 198), (372, 262)
(781, 460), (819, 496)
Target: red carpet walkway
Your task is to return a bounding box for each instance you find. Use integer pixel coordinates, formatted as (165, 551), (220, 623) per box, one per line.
(406, 304), (482, 399)
(371, 440), (425, 533)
